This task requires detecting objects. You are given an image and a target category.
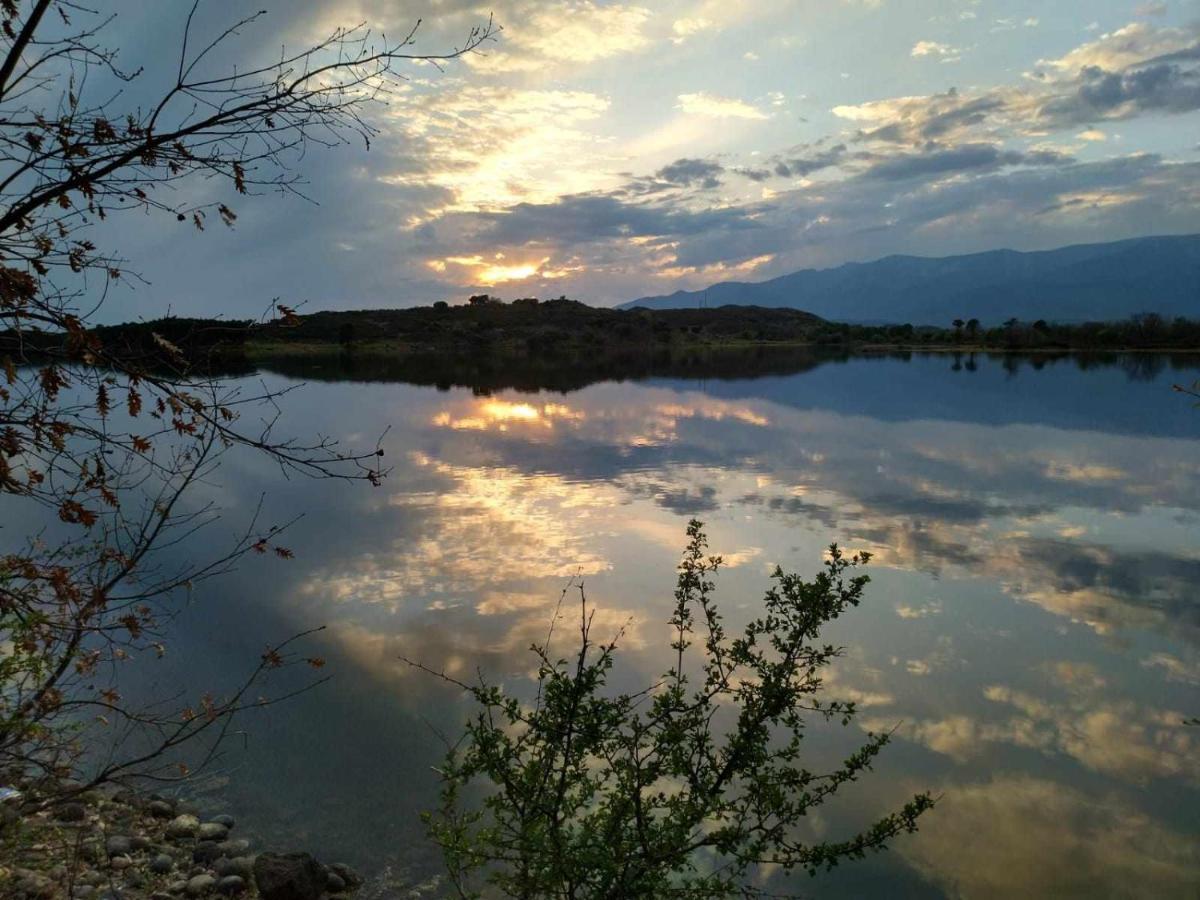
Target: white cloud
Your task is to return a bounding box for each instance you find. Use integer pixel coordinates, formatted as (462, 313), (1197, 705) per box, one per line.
(671, 17), (714, 44)
(677, 91), (770, 120)
(911, 40), (962, 61)
(467, 2), (653, 71)
(1035, 22), (1197, 77)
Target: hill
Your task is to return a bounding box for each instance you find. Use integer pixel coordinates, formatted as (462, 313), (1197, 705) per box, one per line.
(622, 234), (1200, 324)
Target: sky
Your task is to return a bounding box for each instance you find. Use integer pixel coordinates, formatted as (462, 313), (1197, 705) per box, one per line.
(89, 0), (1200, 317)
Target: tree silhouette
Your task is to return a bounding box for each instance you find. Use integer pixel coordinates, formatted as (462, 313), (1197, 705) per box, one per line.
(0, 0), (494, 804)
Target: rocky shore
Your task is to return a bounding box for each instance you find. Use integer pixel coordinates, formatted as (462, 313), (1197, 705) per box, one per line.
(1, 780), (363, 900)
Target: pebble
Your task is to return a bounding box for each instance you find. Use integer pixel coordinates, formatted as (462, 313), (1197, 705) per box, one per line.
(214, 839), (250, 857)
(106, 836), (133, 857)
(327, 872), (347, 893)
(131, 835), (152, 851)
(185, 874), (215, 896)
(214, 857), (254, 879)
(166, 814), (200, 839)
(72, 887), (96, 899)
(58, 802), (88, 822)
(150, 853), (175, 874)
(216, 875), (246, 895)
(197, 822), (229, 842)
(166, 880), (188, 894)
(192, 842), (224, 864)
(210, 814), (235, 830)
(148, 800), (175, 819)
(109, 854), (133, 870)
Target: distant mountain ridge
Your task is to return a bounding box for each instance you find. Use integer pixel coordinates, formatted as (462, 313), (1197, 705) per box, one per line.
(621, 234), (1200, 324)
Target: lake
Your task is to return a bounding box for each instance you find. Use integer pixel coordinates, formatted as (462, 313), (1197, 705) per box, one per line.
(95, 351), (1200, 896)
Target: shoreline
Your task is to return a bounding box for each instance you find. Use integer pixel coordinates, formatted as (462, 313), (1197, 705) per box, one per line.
(1, 778), (370, 900)
(243, 339), (1200, 359)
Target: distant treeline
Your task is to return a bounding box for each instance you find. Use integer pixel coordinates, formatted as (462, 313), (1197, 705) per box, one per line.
(5, 300), (1199, 372)
(252, 297), (825, 351)
(251, 298), (1200, 353)
(833, 312), (1200, 351)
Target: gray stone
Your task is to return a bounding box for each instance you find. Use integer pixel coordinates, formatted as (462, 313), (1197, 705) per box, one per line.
(150, 853), (175, 874)
(59, 802), (88, 822)
(106, 835), (133, 857)
(197, 822), (229, 842)
(214, 839), (250, 857)
(72, 886), (96, 899)
(166, 881), (188, 894)
(216, 876), (246, 895)
(253, 852), (325, 900)
(109, 855), (133, 870)
(166, 814), (200, 839)
(191, 842), (224, 864)
(214, 857), (254, 879)
(328, 862), (362, 889)
(78, 871), (106, 886)
(131, 835), (152, 851)
(326, 872), (346, 893)
(147, 800), (175, 819)
(210, 815), (235, 830)
(185, 874), (216, 896)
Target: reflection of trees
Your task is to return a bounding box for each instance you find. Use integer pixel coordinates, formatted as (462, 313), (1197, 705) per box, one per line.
(252, 348), (1200, 394)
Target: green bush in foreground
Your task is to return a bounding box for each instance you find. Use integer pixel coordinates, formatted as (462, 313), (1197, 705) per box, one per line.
(417, 521), (933, 898)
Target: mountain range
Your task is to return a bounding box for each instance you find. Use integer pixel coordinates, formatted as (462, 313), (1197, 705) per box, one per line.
(621, 234), (1200, 324)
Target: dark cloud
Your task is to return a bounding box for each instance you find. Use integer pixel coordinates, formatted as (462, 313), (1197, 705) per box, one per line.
(773, 144), (847, 178)
(655, 158), (725, 188)
(859, 143), (1072, 181)
(1040, 54), (1200, 125)
(468, 192), (763, 247)
(737, 167), (774, 182)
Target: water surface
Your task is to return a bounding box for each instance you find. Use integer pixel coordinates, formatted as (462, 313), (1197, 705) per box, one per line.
(94, 352), (1200, 896)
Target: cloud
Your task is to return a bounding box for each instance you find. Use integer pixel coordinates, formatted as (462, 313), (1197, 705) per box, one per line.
(1136, 1), (1169, 16)
(860, 143), (1071, 181)
(379, 84), (614, 216)
(772, 144), (847, 178)
(677, 91), (770, 119)
(671, 17), (714, 44)
(1038, 55), (1200, 127)
(834, 24), (1200, 151)
(115, 6), (1200, 311)
(467, 1), (653, 72)
(654, 157), (725, 188)
(911, 40), (962, 62)
(1037, 22), (1195, 75)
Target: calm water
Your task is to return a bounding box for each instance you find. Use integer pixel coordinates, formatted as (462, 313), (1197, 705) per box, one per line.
(72, 353), (1200, 895)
